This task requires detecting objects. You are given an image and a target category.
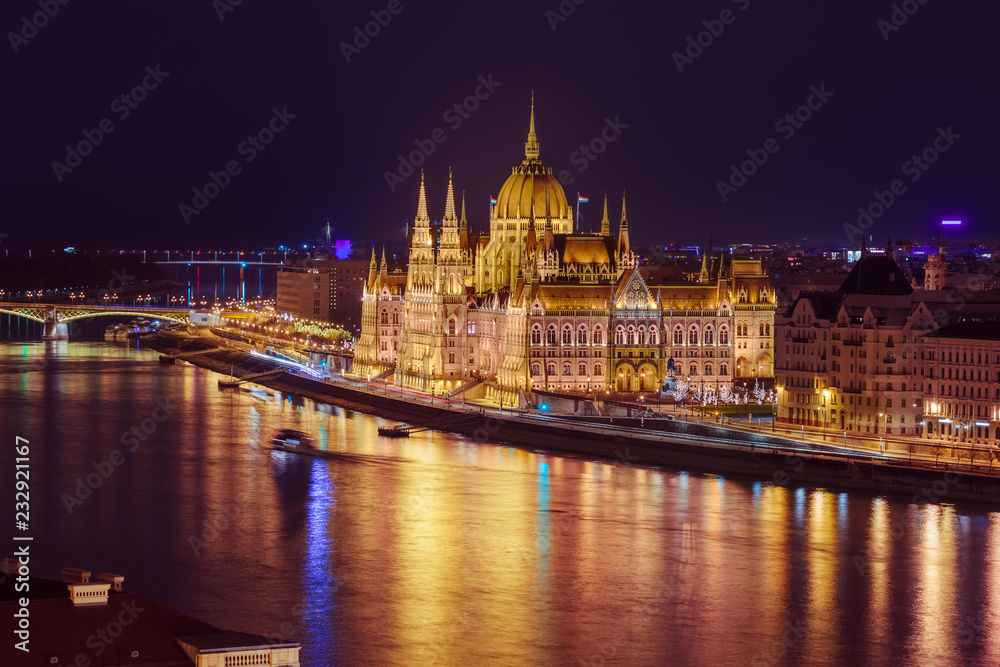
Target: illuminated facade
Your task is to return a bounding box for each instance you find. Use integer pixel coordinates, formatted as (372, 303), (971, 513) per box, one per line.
(355, 100), (775, 405)
(776, 247), (1000, 441)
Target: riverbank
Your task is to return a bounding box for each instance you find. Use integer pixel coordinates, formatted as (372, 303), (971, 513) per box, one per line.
(142, 330), (1000, 505)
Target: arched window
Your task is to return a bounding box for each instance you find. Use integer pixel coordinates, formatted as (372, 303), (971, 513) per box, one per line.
(594, 362), (603, 376)
(531, 325), (542, 345)
(720, 363), (728, 375)
(651, 327), (659, 345)
(627, 326), (637, 346)
(688, 325), (699, 346)
(764, 323), (770, 336)
(593, 327), (604, 345)
(449, 319), (456, 335)
(547, 362), (556, 376)
(381, 341), (387, 351)
(719, 326), (729, 345)
(637, 326), (646, 346)
(563, 362), (572, 376)
(562, 325), (573, 345)
(531, 363), (541, 376)
(380, 310), (388, 325)
(448, 352), (455, 363)
(759, 322), (765, 336)
(616, 326), (625, 345)
(673, 325), (683, 345)
(547, 325), (557, 345)
(705, 362), (713, 376)
(578, 325), (588, 345)
(704, 326), (714, 345)
(689, 363), (698, 376)
(579, 362), (587, 375)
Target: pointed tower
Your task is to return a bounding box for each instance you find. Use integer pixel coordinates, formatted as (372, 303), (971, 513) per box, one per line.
(617, 190), (632, 271)
(524, 90), (540, 163)
(367, 244), (377, 290)
(407, 170), (434, 290)
(600, 190), (610, 237)
(441, 167), (459, 248)
(459, 190), (469, 246)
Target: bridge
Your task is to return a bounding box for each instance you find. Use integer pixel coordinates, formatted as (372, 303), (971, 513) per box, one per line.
(0, 303), (194, 340)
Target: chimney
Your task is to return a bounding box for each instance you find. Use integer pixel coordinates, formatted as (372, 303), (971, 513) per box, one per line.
(96, 573), (125, 592)
(67, 582), (111, 606)
(61, 567), (91, 584)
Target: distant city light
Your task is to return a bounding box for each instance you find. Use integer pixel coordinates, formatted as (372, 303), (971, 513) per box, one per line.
(941, 220), (963, 225)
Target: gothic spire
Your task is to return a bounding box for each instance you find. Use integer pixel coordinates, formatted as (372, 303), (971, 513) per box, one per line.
(444, 167), (457, 223)
(600, 190), (610, 236)
(617, 189), (631, 259)
(524, 91), (540, 162)
(460, 190), (467, 231)
(415, 169), (429, 224)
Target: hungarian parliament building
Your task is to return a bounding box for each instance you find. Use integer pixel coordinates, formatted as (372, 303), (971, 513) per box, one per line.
(354, 100), (775, 406)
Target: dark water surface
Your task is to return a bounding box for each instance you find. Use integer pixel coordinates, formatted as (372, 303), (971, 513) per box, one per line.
(2, 340), (1000, 666)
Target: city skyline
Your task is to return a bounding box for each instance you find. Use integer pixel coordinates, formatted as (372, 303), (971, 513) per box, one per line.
(1, 2), (996, 249)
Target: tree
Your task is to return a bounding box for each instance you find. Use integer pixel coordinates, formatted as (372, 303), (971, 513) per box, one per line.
(753, 379), (766, 405)
(670, 376), (690, 403)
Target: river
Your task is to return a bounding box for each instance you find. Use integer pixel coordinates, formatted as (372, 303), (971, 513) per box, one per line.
(1, 339), (999, 666)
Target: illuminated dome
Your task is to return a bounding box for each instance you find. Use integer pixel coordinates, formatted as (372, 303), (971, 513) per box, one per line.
(494, 96), (571, 221)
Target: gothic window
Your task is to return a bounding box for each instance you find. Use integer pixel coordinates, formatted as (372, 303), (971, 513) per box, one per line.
(764, 323), (770, 336)
(595, 363), (603, 376)
(719, 326), (730, 345)
(705, 363), (713, 376)
(547, 363), (556, 375)
(448, 352), (455, 364)
(578, 325), (588, 345)
(532, 363), (541, 376)
(449, 319), (456, 335)
(393, 312), (399, 325)
(688, 325), (699, 346)
(531, 325), (542, 345)
(616, 326), (625, 345)
(720, 363), (728, 375)
(673, 325), (683, 345)
(563, 362), (572, 376)
(381, 341), (387, 351)
(563, 325), (573, 345)
(689, 363), (698, 376)
(380, 310), (388, 325)
(704, 326), (714, 345)
(593, 327), (604, 345)
(547, 325), (557, 345)
(579, 363), (587, 376)
(759, 322), (765, 336)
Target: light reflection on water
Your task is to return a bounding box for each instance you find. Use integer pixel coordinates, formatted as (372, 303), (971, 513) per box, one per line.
(2, 341), (1000, 665)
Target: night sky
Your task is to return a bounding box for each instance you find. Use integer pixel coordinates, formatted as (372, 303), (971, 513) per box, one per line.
(1, 0), (995, 251)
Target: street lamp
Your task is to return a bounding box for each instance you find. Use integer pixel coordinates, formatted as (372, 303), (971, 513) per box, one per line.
(822, 389), (830, 441)
(878, 412), (885, 454)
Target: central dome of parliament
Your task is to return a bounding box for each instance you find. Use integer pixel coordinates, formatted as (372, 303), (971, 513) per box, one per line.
(493, 96), (571, 221)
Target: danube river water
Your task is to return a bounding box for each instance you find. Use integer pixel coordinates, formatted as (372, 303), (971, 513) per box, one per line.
(3, 340), (1000, 666)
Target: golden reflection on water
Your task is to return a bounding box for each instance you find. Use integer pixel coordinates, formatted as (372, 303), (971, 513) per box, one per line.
(9, 342), (1000, 665)
(803, 490), (838, 664)
(909, 504), (960, 664)
(865, 497), (893, 663)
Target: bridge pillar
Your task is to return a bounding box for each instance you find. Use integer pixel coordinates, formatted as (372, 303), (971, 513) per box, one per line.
(43, 321), (69, 340)
(43, 306), (69, 340)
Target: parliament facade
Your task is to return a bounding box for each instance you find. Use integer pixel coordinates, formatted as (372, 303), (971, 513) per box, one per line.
(354, 100), (775, 406)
